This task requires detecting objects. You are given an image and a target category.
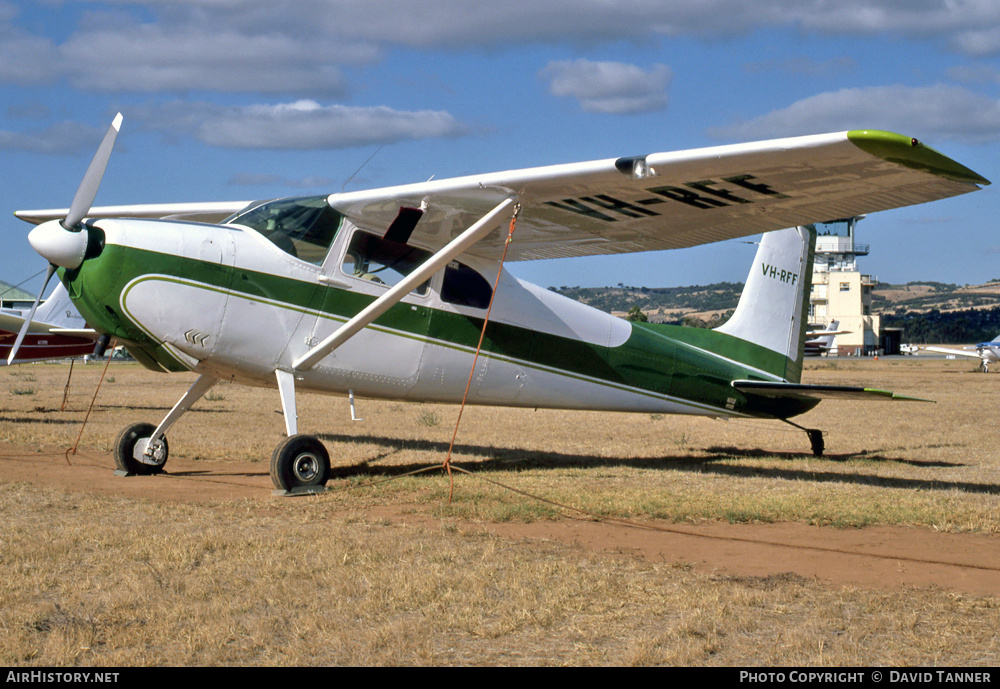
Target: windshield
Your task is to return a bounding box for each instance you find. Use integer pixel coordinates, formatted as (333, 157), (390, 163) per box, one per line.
(227, 195), (343, 265)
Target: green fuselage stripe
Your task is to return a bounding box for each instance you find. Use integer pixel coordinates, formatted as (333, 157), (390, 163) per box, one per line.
(64, 243), (816, 419)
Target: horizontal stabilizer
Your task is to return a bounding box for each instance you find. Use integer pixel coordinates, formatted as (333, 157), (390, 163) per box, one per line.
(733, 380), (932, 402)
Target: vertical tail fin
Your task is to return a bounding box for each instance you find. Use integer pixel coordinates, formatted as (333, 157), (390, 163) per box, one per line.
(33, 282), (88, 330)
(714, 226), (815, 383)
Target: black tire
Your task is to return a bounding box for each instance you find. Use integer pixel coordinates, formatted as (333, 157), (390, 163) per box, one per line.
(113, 422), (168, 475)
(270, 435), (330, 491)
(807, 429), (825, 458)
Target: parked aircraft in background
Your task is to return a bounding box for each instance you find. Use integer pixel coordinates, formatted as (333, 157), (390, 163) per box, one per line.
(804, 320), (847, 357)
(923, 338), (1000, 372)
(9, 115), (988, 492)
(0, 282), (98, 365)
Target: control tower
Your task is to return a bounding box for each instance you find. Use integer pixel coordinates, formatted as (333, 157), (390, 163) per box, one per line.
(808, 217), (881, 356)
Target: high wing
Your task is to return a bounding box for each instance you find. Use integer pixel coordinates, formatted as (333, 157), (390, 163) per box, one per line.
(16, 130), (987, 260)
(15, 201), (251, 226)
(325, 130), (988, 260)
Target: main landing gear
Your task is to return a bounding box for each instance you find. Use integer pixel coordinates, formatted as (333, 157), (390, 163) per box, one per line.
(111, 370), (334, 495)
(270, 435), (331, 492)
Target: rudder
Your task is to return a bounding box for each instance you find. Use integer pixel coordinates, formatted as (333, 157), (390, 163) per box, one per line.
(714, 226), (815, 383)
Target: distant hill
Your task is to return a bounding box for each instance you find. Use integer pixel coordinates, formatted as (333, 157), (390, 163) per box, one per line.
(550, 281), (1000, 342)
(551, 282), (742, 326)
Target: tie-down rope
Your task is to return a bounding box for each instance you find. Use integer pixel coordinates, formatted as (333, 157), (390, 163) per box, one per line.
(441, 203), (520, 500)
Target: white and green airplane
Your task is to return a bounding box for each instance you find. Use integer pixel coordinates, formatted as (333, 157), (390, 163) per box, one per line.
(9, 115), (989, 492)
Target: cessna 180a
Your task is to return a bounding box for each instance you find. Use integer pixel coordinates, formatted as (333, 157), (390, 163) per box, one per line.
(9, 115), (989, 492)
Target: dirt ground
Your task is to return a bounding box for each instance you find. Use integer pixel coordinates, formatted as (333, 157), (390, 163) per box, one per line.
(4, 436), (999, 597)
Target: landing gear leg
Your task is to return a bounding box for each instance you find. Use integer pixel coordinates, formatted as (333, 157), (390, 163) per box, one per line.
(783, 419), (825, 457)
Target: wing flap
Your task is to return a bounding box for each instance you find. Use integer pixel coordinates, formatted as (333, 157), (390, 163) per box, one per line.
(733, 380), (932, 402)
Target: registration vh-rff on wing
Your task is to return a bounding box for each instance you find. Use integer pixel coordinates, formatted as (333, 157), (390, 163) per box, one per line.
(9, 115), (989, 493)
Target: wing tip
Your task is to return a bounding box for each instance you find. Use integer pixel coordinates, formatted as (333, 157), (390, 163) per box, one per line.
(847, 129), (991, 187)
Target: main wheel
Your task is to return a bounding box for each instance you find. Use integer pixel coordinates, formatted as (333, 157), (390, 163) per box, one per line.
(270, 435), (330, 491)
(113, 422), (168, 475)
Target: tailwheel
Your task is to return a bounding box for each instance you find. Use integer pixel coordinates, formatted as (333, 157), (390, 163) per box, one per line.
(270, 434), (330, 493)
(782, 419), (826, 458)
(807, 429), (825, 457)
(113, 422), (168, 475)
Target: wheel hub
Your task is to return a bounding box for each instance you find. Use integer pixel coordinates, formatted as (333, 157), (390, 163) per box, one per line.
(135, 437), (167, 466)
(292, 452), (320, 482)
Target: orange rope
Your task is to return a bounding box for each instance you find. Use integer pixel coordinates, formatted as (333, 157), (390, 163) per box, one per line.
(443, 204), (520, 501)
(60, 359), (74, 412)
(67, 341), (116, 461)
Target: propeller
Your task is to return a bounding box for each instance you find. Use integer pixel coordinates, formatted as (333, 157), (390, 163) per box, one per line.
(7, 113), (123, 365)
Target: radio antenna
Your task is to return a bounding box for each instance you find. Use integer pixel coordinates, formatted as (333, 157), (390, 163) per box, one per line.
(342, 146), (383, 193)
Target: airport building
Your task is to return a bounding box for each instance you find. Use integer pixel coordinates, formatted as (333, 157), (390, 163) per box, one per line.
(808, 217), (887, 356)
(0, 280), (34, 311)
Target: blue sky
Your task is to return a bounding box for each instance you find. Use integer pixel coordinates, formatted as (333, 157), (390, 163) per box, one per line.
(2, 0), (999, 296)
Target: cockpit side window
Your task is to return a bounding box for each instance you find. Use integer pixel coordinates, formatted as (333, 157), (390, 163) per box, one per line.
(441, 261), (493, 309)
(226, 195), (342, 265)
(341, 230), (431, 295)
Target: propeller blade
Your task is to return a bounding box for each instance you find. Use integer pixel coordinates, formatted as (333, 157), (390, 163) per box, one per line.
(63, 113), (123, 230)
(7, 264), (56, 365)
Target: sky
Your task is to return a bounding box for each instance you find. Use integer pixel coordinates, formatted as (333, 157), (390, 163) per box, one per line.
(2, 0), (1000, 297)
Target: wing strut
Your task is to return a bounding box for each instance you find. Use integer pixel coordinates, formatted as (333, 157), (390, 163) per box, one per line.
(292, 195), (518, 372)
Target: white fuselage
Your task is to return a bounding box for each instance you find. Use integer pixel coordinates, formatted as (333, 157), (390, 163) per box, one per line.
(94, 217), (737, 418)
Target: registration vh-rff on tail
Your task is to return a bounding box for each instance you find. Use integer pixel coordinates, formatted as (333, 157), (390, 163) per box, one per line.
(10, 115), (989, 492)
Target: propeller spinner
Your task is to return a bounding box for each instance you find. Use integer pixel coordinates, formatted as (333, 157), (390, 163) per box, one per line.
(7, 113), (123, 365)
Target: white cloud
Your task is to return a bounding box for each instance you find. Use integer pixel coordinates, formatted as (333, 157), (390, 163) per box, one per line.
(0, 120), (107, 154)
(708, 84), (1000, 144)
(541, 59), (672, 115)
(136, 100), (469, 150)
(0, 3), (57, 84)
(953, 26), (1000, 57)
(8, 1), (1000, 96)
(58, 22), (363, 96)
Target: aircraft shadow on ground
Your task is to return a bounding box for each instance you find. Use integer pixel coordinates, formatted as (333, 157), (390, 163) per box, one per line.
(0, 414), (83, 425)
(96, 404), (230, 413)
(317, 433), (1000, 497)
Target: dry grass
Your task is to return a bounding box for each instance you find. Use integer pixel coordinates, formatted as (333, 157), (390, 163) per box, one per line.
(5, 358), (995, 532)
(1, 357), (999, 665)
(3, 483), (999, 666)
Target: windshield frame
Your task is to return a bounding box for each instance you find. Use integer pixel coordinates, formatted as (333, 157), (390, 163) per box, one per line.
(225, 195), (344, 265)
